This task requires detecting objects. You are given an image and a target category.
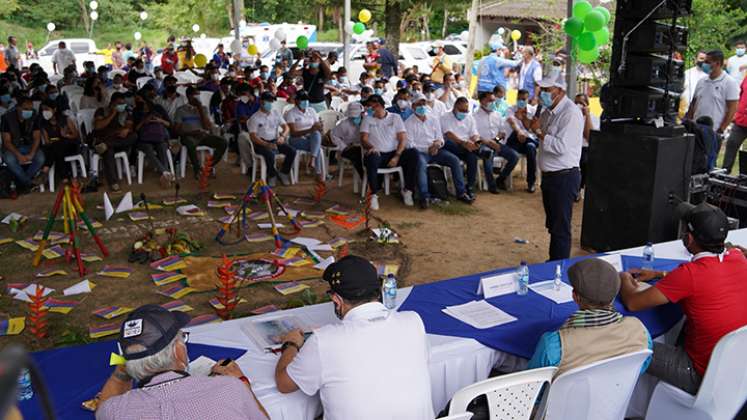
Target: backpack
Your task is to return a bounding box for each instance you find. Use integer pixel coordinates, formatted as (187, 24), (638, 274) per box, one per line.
(0, 167), (13, 199)
(683, 120), (708, 175)
(427, 165), (449, 200)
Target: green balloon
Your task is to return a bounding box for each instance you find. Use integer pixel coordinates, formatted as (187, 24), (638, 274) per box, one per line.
(572, 0), (593, 19)
(593, 27), (610, 45)
(563, 17), (585, 38)
(584, 10), (605, 32)
(296, 35), (309, 49)
(577, 31), (597, 51)
(578, 47), (600, 64)
(353, 22), (366, 35)
(594, 6), (611, 25)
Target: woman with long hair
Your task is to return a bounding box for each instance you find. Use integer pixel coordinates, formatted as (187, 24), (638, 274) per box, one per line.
(38, 99), (81, 183)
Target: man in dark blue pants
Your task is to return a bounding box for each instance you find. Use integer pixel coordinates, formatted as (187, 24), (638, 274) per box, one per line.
(473, 91), (519, 191)
(507, 89), (539, 192)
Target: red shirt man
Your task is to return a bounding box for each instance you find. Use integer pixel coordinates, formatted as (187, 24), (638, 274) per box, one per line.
(620, 202), (747, 395)
(160, 47), (179, 75)
(722, 76), (747, 172)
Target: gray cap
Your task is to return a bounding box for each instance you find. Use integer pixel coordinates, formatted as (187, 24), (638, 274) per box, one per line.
(539, 72), (567, 90)
(568, 258), (620, 305)
(346, 101), (364, 117)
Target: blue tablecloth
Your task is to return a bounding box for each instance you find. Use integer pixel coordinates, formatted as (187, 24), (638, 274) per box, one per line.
(19, 340), (246, 420)
(399, 255), (685, 359)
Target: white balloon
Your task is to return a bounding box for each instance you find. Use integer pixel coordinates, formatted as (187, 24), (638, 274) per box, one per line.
(230, 39), (242, 55)
(200, 33), (206, 39)
(134, 31), (142, 40)
(269, 38), (281, 50)
(274, 29), (286, 41)
(90, 11), (98, 20)
(89, 1), (98, 10)
(140, 11), (148, 21)
(497, 27), (505, 35)
(345, 21), (355, 34)
(460, 30), (469, 42)
(47, 22), (56, 32)
(192, 24), (200, 33)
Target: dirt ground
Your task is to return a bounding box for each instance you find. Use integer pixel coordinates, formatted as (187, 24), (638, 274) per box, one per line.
(0, 159), (585, 352)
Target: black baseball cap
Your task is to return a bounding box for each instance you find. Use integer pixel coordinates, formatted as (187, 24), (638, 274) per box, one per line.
(260, 91), (276, 102)
(323, 255), (380, 300)
(118, 304), (190, 360)
(676, 202), (729, 246)
(296, 91), (310, 101)
(364, 94), (386, 107)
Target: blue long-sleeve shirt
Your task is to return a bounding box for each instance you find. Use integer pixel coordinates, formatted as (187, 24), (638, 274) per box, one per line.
(477, 55), (520, 93)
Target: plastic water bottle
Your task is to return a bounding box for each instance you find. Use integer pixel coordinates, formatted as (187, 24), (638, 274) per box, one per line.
(517, 261), (529, 296)
(642, 242), (655, 270)
(17, 368), (33, 401)
(553, 264), (562, 291)
(9, 181), (17, 200)
(382, 274), (398, 309)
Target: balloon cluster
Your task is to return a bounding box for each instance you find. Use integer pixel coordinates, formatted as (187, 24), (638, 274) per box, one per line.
(563, 0), (611, 64)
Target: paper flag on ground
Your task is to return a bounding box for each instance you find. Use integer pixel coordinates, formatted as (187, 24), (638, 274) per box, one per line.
(0, 236), (13, 246)
(89, 322), (121, 339)
(274, 281), (310, 295)
(157, 284), (195, 299)
(98, 266), (133, 278)
(150, 255), (186, 271)
(208, 297), (247, 310)
(176, 205), (206, 217)
(115, 192), (134, 214)
(258, 223), (285, 229)
(246, 232), (273, 243)
(128, 212), (152, 222)
(93, 306), (135, 320)
(36, 269), (68, 278)
(186, 314), (222, 328)
(64, 279), (96, 296)
(151, 272), (187, 286)
(1, 212), (27, 224)
(0, 317), (26, 336)
(43, 298), (80, 314)
(104, 192), (114, 221)
(160, 300), (194, 312)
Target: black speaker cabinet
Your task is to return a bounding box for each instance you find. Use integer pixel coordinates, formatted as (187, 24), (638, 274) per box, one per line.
(581, 124), (694, 252)
(616, 0), (692, 20)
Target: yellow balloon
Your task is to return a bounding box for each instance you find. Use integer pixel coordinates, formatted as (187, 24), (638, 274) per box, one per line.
(247, 44), (258, 55)
(194, 53), (207, 67)
(358, 9), (372, 23)
(511, 30), (522, 41)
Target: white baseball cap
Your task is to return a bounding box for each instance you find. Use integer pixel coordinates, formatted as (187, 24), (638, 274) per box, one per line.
(538, 73), (567, 90)
(347, 101), (364, 117)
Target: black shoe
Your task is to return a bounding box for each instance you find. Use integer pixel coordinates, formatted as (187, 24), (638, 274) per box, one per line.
(527, 185), (536, 193)
(488, 185), (500, 194)
(457, 193), (474, 204)
(496, 177), (509, 191)
(419, 199), (429, 210)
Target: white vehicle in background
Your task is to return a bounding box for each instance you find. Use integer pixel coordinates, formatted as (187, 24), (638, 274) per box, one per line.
(35, 38), (104, 75)
(343, 42), (431, 82)
(417, 40), (468, 67)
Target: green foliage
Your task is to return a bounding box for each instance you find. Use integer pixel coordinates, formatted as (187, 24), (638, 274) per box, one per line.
(685, 0), (747, 66)
(0, 0), (19, 19)
(148, 0), (229, 34)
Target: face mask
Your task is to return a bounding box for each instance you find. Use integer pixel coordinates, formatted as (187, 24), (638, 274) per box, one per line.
(701, 63), (712, 74)
(37, 83), (47, 92)
(340, 76), (348, 83)
(0, 94), (10, 103)
(367, 108), (375, 117)
(455, 111), (467, 121)
(299, 100), (309, 110)
(374, 88), (383, 96)
(115, 103), (127, 113)
(309, 62), (319, 69)
(425, 92), (434, 101)
(48, 92), (58, 100)
(540, 91), (554, 108)
(211, 74), (220, 81)
(240, 95), (250, 104)
(397, 100), (409, 110)
(21, 110), (33, 120)
(330, 80), (338, 87)
(229, 71), (236, 77)
(262, 101), (273, 112)
(351, 116), (362, 126)
(42, 110), (54, 120)
(517, 99), (527, 109)
(113, 83), (122, 89)
(414, 105), (428, 116)
(736, 48), (746, 57)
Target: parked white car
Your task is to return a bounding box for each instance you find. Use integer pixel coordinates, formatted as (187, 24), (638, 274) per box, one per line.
(34, 38), (104, 75)
(342, 43), (431, 81)
(416, 40), (467, 67)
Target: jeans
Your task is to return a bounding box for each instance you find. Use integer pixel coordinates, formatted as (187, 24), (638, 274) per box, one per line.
(340, 145), (364, 178)
(722, 123), (747, 173)
(181, 133), (228, 175)
(238, 134), (297, 179)
(648, 341), (702, 395)
(413, 148), (467, 198)
(137, 141), (170, 174)
(507, 132), (538, 187)
(443, 140), (495, 190)
(494, 143), (519, 182)
(363, 149), (418, 194)
(289, 131), (323, 175)
(541, 168), (581, 261)
(3, 145), (45, 187)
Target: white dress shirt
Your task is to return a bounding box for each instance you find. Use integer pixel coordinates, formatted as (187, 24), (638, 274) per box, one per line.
(682, 66), (708, 107)
(330, 118), (361, 149)
(434, 88), (458, 110)
(440, 112), (479, 143)
(727, 54), (747, 82)
(285, 106), (319, 132)
(473, 107), (506, 142)
(538, 96), (584, 172)
(286, 302), (434, 420)
(426, 99), (448, 119)
(52, 48), (76, 72)
(360, 111), (405, 153)
(405, 114), (443, 152)
(248, 109), (285, 140)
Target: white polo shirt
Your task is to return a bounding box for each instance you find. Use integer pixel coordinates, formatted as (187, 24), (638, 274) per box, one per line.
(538, 96), (584, 172)
(360, 111), (405, 153)
(727, 54), (747, 82)
(248, 109), (285, 140)
(473, 107), (506, 142)
(330, 118), (361, 149)
(287, 302), (434, 420)
(433, 88), (457, 110)
(440, 112), (479, 143)
(405, 114), (443, 152)
(692, 72), (740, 127)
(426, 99), (448, 118)
(285, 106), (319, 132)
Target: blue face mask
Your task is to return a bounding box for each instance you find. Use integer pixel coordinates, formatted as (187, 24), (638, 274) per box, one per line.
(262, 101), (273, 112)
(260, 72), (269, 79)
(540, 91), (554, 108)
(21, 109), (33, 120)
(115, 103), (127, 113)
(48, 93), (58, 101)
(351, 116), (362, 126)
(309, 62), (319, 69)
(367, 108), (375, 117)
(374, 88), (383, 96)
(517, 99), (527, 109)
(414, 105), (428, 116)
(299, 100), (309, 110)
(701, 63), (712, 74)
(455, 111), (467, 121)
(736, 48), (746, 57)
(0, 94), (10, 103)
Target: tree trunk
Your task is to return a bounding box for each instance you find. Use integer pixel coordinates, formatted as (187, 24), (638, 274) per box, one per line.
(423, 15), (430, 40)
(442, 8), (448, 39)
(334, 8), (343, 42)
(77, 0), (91, 34)
(318, 6), (325, 32)
(385, 0), (402, 57)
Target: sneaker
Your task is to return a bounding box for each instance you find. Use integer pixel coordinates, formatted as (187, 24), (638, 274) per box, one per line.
(496, 177), (509, 191)
(268, 176), (277, 187)
(527, 184), (536, 193)
(95, 143), (108, 154)
(457, 192), (474, 204)
(402, 190), (414, 206)
(488, 184), (500, 194)
(278, 172), (292, 186)
(419, 198), (429, 210)
(369, 194), (380, 211)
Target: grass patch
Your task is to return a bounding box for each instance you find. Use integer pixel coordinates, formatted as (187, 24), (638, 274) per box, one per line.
(432, 201), (479, 216)
(397, 221), (424, 230)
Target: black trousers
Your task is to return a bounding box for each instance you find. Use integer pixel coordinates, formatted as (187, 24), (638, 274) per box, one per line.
(541, 168), (581, 261)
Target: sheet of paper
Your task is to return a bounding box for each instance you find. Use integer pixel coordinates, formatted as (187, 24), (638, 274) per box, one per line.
(1, 213), (25, 224)
(314, 256), (335, 270)
(64, 279), (96, 296)
(290, 237), (322, 248)
(598, 254), (624, 272)
(442, 300), (517, 329)
(477, 273), (517, 299)
(189, 356), (217, 376)
(528, 280), (574, 304)
(257, 223), (285, 229)
(115, 192), (133, 214)
(103, 192), (114, 221)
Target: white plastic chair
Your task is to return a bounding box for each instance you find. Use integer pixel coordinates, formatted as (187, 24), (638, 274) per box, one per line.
(543, 350), (652, 420)
(336, 148), (361, 193)
(44, 155), (88, 192)
(272, 98), (288, 113)
(436, 413), (473, 420)
(239, 140), (296, 183)
(179, 145), (216, 178)
(76, 109), (97, 139)
(292, 150), (327, 184)
(645, 325), (747, 420)
(317, 109), (343, 135)
(136, 77), (153, 90)
(448, 367), (557, 419)
(136, 150), (176, 184)
(198, 91), (213, 110)
(91, 152), (132, 185)
(361, 165), (405, 198)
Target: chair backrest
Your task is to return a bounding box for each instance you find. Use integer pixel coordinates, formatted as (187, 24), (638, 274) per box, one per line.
(61, 85), (84, 98)
(318, 109), (343, 135)
(68, 93), (83, 116)
(272, 98), (288, 113)
(543, 349), (652, 420)
(76, 109), (98, 137)
(437, 413), (473, 420)
(448, 367), (556, 420)
(136, 77), (153, 90)
(693, 324), (747, 418)
(199, 91), (213, 110)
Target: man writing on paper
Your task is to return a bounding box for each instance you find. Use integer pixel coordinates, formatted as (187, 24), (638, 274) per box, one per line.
(274, 255), (434, 420)
(528, 258), (652, 376)
(620, 202), (747, 395)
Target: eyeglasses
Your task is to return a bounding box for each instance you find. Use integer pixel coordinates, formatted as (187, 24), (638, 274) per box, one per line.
(181, 331), (190, 343)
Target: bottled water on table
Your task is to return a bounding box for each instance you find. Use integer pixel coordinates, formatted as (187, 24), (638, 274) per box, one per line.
(517, 261), (529, 296)
(18, 368), (33, 401)
(383, 274), (398, 309)
(642, 242), (655, 270)
(554, 264), (562, 291)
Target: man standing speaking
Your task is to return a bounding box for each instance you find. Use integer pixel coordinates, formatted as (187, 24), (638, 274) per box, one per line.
(531, 74), (584, 261)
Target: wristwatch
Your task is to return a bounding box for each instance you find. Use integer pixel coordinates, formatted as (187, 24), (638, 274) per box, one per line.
(281, 341), (301, 352)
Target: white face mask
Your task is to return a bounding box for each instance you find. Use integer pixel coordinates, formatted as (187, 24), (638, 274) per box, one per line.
(397, 99), (410, 110)
(42, 110), (54, 120)
(239, 96), (250, 103)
